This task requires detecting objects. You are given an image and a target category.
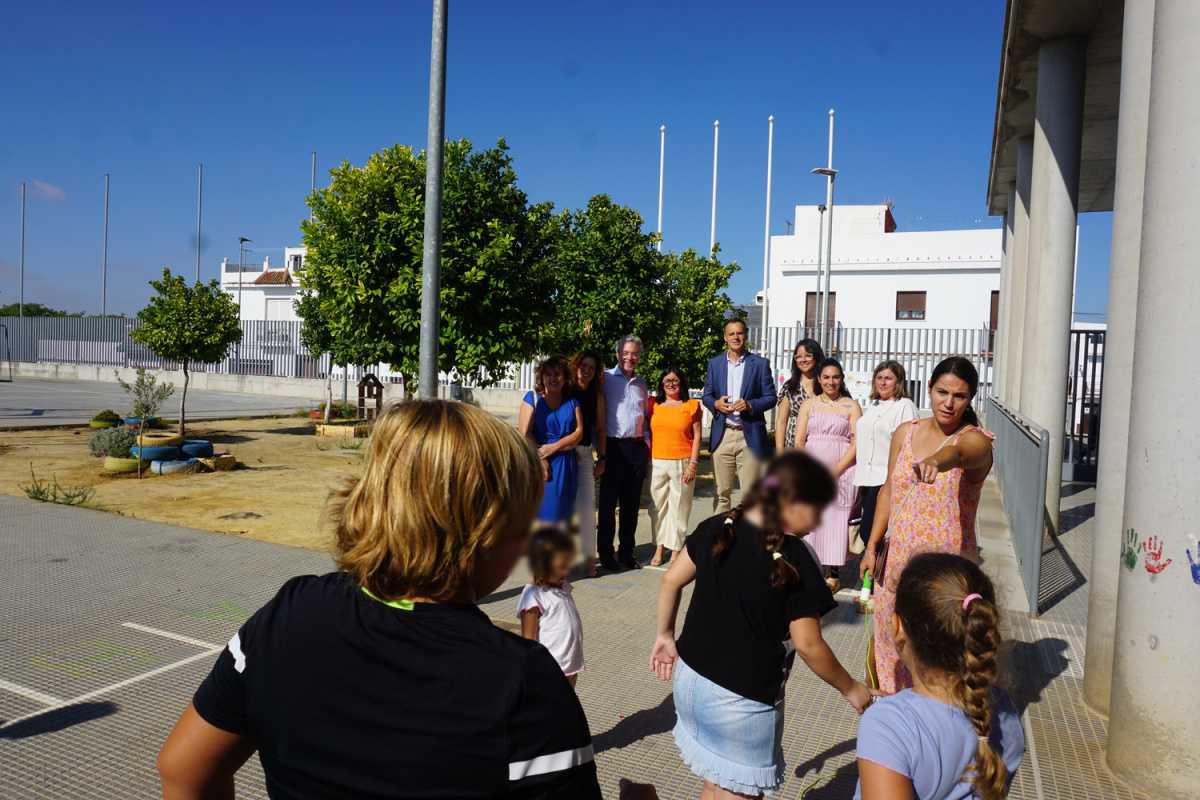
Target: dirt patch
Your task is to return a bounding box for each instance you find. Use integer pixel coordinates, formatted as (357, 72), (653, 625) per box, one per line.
(0, 417), (361, 551)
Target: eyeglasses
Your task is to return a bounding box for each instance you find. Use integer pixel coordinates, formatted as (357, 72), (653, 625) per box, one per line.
(663, 379), (681, 385)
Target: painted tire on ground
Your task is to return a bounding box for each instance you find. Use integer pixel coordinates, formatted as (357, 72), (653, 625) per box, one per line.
(103, 456), (145, 473)
(180, 439), (214, 458)
(89, 419), (119, 429)
(130, 445), (181, 461)
(137, 431), (183, 448)
(124, 417), (161, 428)
(150, 458), (200, 475)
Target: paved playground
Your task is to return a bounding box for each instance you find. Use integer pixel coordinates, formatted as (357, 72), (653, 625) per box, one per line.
(0, 378), (318, 428)
(0, 483), (1146, 799)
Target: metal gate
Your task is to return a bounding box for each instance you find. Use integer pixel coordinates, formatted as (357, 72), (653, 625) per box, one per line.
(1064, 328), (1105, 482)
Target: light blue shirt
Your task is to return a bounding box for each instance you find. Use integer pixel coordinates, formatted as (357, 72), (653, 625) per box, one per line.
(725, 353), (746, 425)
(602, 365), (649, 439)
(854, 688), (1024, 800)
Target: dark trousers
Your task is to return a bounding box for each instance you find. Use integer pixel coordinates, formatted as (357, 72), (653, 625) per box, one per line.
(859, 484), (883, 547)
(598, 437), (648, 560)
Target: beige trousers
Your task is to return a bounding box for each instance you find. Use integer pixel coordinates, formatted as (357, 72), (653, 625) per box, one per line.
(648, 458), (695, 552)
(712, 427), (762, 513)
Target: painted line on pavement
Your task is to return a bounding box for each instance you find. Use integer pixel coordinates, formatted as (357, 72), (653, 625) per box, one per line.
(0, 678), (63, 706)
(122, 622), (220, 650)
(0, 647), (221, 731)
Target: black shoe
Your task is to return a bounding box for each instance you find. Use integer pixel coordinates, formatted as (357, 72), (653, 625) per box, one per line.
(600, 556), (621, 572)
(619, 556), (642, 570)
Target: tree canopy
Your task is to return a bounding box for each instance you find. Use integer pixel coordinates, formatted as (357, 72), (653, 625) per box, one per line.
(0, 303), (80, 317)
(538, 195), (739, 388)
(130, 269), (242, 436)
(298, 139), (556, 387)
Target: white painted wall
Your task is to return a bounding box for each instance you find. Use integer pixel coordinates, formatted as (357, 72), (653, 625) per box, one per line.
(766, 204), (1002, 330)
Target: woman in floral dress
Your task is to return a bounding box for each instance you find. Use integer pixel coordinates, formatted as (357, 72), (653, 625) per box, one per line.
(859, 357), (994, 692)
(775, 338), (824, 450)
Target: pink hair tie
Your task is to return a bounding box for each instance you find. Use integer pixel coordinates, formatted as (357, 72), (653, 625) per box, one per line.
(962, 593), (983, 611)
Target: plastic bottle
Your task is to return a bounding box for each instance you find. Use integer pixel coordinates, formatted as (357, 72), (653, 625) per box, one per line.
(859, 573), (873, 604)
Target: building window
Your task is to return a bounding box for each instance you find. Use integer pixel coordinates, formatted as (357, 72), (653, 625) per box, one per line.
(804, 292), (836, 328)
(988, 290), (1000, 352)
(896, 291), (926, 320)
(288, 254), (304, 271)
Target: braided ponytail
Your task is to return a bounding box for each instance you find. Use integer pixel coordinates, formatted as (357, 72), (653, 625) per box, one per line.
(713, 451), (835, 588)
(895, 553), (1008, 800)
(961, 597), (1006, 800)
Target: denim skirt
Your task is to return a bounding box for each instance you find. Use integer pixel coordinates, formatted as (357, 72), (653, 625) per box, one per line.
(673, 657), (785, 795)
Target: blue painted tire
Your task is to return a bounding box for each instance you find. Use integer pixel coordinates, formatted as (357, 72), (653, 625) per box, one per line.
(180, 439), (214, 458)
(150, 458), (199, 475)
(124, 416), (161, 428)
(131, 445), (181, 461)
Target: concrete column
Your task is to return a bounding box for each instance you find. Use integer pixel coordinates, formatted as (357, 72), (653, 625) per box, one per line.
(1082, 0), (1153, 717)
(1019, 39), (1086, 533)
(1004, 137), (1033, 410)
(993, 193), (1014, 399)
(1107, 2), (1200, 794)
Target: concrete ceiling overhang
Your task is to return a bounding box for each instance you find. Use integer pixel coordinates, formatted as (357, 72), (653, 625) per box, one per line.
(987, 0), (1123, 216)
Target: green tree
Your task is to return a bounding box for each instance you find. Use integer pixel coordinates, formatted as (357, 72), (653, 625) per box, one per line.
(295, 290), (339, 423)
(641, 247), (740, 388)
(0, 302), (81, 317)
(298, 139), (556, 388)
(130, 269), (242, 438)
(539, 195), (738, 388)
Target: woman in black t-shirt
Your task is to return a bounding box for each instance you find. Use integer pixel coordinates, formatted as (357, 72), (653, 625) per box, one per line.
(158, 400), (602, 799)
(650, 450), (876, 798)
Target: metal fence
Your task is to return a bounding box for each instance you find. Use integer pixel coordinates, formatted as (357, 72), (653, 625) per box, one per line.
(750, 324), (994, 410)
(2, 317), (1000, 405)
(1064, 328), (1105, 481)
(986, 394), (1049, 614)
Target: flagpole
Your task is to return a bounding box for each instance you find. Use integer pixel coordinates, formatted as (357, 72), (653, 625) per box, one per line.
(710, 120), (719, 254)
(195, 164), (203, 283)
(760, 115), (775, 353)
(656, 124), (666, 252)
(819, 109), (836, 342)
(102, 173), (110, 316)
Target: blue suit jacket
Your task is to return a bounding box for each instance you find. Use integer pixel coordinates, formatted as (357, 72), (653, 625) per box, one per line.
(701, 352), (776, 459)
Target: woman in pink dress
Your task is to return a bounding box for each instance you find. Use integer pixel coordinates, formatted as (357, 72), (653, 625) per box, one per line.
(793, 358), (861, 592)
(859, 356), (995, 692)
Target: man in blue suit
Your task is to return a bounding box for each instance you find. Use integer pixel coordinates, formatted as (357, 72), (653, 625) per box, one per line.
(702, 318), (776, 513)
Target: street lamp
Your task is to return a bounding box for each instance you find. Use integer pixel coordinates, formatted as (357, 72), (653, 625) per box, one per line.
(811, 166), (838, 344)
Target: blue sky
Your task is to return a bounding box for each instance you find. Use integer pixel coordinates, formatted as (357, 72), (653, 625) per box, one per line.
(0, 0), (1110, 319)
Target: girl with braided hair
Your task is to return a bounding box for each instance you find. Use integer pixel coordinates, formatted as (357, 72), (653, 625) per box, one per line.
(651, 451), (876, 798)
(855, 553), (1024, 800)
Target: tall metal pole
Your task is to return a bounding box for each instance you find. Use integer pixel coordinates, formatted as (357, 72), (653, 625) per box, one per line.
(418, 0), (448, 398)
(760, 115), (775, 353)
(310, 151), (317, 223)
(102, 174), (110, 316)
(710, 120), (719, 254)
(18, 182), (26, 318)
(814, 205), (825, 334)
(195, 164), (203, 283)
(819, 109), (836, 343)
(656, 124), (666, 252)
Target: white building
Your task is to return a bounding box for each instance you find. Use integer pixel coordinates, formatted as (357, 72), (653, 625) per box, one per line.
(764, 204), (1002, 331)
(219, 246), (307, 321)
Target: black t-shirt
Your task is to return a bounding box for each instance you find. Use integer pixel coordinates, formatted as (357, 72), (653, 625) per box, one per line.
(675, 515), (837, 706)
(193, 572), (601, 799)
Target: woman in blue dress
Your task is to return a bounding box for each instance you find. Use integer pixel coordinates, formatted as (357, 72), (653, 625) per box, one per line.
(518, 355), (584, 524)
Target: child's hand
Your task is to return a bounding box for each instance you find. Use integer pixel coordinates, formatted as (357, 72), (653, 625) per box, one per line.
(649, 634), (678, 682)
(843, 681), (881, 715)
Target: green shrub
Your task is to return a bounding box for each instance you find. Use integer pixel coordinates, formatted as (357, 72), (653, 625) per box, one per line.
(316, 401), (358, 419)
(23, 467), (97, 507)
(89, 427), (136, 458)
(92, 409), (121, 423)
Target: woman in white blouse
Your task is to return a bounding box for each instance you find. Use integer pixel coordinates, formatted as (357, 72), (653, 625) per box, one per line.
(854, 360), (917, 552)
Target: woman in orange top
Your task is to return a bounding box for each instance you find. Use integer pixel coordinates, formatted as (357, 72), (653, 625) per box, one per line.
(648, 367), (702, 567)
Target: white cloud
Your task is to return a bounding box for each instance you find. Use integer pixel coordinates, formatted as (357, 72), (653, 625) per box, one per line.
(30, 180), (66, 201)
